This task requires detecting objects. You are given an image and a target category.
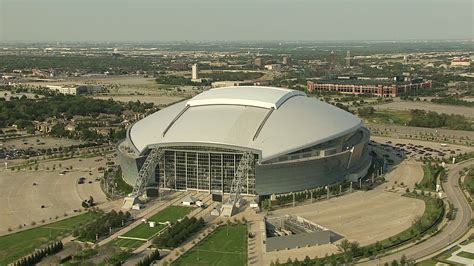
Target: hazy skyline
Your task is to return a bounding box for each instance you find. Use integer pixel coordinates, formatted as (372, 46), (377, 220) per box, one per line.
(0, 0), (472, 42)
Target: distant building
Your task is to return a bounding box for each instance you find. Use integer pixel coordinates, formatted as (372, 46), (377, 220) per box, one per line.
(211, 81), (244, 88)
(451, 57), (471, 67)
(112, 48), (121, 57)
(345, 51), (351, 68)
(34, 119), (58, 133)
(403, 55), (409, 64)
(45, 85), (102, 95)
(170, 62), (188, 71)
(283, 56), (291, 65)
(191, 63), (201, 82)
(45, 85), (85, 95)
(64, 123), (76, 132)
(329, 51), (336, 71)
(255, 58), (263, 67)
(264, 64), (282, 71)
(307, 79), (432, 97)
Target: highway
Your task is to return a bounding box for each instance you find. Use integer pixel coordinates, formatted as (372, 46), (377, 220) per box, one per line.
(359, 159), (473, 265)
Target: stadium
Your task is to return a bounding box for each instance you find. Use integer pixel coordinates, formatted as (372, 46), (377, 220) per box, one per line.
(118, 86), (371, 198)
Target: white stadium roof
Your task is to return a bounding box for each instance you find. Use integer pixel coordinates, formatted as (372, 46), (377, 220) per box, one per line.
(186, 86), (306, 109)
(129, 86), (363, 162)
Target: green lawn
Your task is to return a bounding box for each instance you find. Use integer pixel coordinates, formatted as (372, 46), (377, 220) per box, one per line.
(0, 212), (100, 265)
(457, 251), (474, 259)
(111, 238), (146, 249)
(121, 206), (192, 240)
(372, 109), (411, 125)
(464, 169), (474, 197)
(417, 164), (444, 191)
(173, 224), (247, 266)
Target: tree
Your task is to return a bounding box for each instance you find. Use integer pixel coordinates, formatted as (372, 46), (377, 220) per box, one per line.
(350, 241), (360, 256)
(400, 254), (407, 265)
(358, 107), (375, 118)
(337, 239), (351, 254)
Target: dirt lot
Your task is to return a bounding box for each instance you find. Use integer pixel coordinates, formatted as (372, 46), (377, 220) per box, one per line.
(270, 189), (425, 246)
(372, 101), (474, 118)
(384, 160), (424, 189)
(0, 156), (111, 235)
(1, 136), (83, 151)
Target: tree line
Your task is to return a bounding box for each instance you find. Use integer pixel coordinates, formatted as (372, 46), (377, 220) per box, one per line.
(136, 249), (161, 266)
(153, 216), (205, 248)
(357, 107), (473, 131)
(0, 94), (123, 128)
(73, 210), (131, 242)
(408, 109), (472, 131)
(13, 241), (63, 266)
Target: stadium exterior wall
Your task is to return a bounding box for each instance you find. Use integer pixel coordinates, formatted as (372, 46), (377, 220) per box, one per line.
(117, 128), (371, 196)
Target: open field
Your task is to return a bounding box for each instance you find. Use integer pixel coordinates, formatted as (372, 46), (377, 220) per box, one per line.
(1, 135), (83, 151)
(372, 101), (474, 118)
(121, 206), (192, 240)
(0, 211), (100, 265)
(173, 224), (247, 266)
(371, 109), (411, 125)
(0, 156), (110, 235)
(270, 189), (425, 246)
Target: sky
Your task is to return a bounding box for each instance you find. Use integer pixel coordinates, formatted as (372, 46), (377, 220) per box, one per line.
(0, 0), (472, 42)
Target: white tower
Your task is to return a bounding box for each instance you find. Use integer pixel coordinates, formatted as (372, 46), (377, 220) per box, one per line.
(192, 64), (199, 80)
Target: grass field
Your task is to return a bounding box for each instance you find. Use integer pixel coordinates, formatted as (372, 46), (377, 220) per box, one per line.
(457, 251), (474, 259)
(121, 206), (192, 240)
(417, 164), (444, 191)
(111, 238), (146, 249)
(173, 224), (247, 266)
(0, 212), (99, 265)
(464, 169), (474, 197)
(372, 109), (411, 125)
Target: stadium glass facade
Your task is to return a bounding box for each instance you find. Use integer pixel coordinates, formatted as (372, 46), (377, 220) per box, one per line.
(156, 147), (256, 195)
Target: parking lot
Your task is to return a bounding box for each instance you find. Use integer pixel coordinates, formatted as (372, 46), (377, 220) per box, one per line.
(270, 189), (425, 246)
(371, 136), (474, 161)
(0, 136), (83, 159)
(0, 156), (108, 235)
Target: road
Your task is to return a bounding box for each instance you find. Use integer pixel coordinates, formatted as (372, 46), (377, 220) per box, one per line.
(359, 159), (473, 265)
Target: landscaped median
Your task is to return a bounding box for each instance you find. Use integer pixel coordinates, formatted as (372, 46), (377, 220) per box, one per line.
(172, 223), (248, 266)
(112, 206), (193, 249)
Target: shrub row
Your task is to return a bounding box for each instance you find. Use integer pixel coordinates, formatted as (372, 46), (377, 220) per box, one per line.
(154, 216), (205, 248)
(13, 241), (63, 266)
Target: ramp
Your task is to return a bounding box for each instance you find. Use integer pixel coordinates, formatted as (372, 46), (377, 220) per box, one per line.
(122, 196), (138, 209)
(221, 204), (234, 217)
